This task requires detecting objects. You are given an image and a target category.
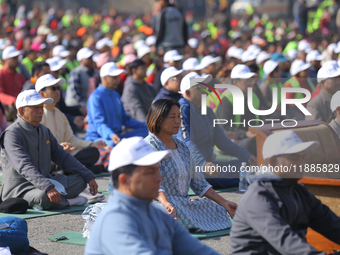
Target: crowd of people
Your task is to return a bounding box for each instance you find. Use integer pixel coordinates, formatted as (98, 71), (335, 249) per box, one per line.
(1, 0), (340, 254)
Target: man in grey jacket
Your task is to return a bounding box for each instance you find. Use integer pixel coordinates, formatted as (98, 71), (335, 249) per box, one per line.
(0, 90), (98, 210)
(121, 59), (156, 122)
(230, 130), (340, 254)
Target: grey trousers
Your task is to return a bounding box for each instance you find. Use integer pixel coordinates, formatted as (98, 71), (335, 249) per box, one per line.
(19, 173), (87, 210)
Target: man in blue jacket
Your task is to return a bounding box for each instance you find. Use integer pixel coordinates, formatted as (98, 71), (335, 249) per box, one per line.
(175, 72), (256, 188)
(86, 63), (148, 147)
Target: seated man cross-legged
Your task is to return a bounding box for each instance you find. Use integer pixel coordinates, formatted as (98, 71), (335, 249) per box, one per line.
(0, 90), (99, 210)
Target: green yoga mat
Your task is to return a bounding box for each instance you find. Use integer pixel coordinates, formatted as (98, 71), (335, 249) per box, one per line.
(0, 205), (88, 219)
(48, 227), (231, 246)
(188, 187), (238, 196)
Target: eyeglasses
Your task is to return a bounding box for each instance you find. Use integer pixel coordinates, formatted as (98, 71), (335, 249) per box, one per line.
(48, 86), (60, 91)
(169, 77), (178, 81)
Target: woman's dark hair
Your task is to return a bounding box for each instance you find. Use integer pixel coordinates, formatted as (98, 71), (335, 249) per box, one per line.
(111, 164), (137, 188)
(147, 99), (180, 134)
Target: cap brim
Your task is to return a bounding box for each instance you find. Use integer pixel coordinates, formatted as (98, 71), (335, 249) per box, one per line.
(59, 51), (70, 57)
(28, 98), (54, 106)
(172, 55), (184, 61)
(132, 150), (172, 166)
(108, 70), (126, 76)
(282, 141), (319, 155)
(237, 72), (256, 79)
(4, 51), (22, 60)
(300, 63), (311, 72)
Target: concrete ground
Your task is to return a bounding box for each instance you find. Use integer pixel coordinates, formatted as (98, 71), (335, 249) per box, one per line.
(0, 171), (243, 255)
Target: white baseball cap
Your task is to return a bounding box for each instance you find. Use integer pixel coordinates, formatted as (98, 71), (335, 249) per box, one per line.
(134, 40), (146, 49)
(46, 33), (58, 44)
(241, 50), (258, 63)
(16, 89), (53, 110)
(95, 38), (113, 50)
(46, 56), (67, 72)
(180, 72), (212, 95)
(163, 50), (183, 63)
(100, 62), (126, 78)
(247, 44), (261, 55)
(231, 64), (256, 79)
(188, 38), (199, 49)
(262, 130), (319, 159)
(306, 50), (324, 63)
(290, 59), (311, 76)
(298, 39), (311, 53)
(256, 51), (271, 65)
(182, 58), (201, 71)
(317, 60), (340, 83)
(52, 45), (70, 58)
(37, 25), (51, 36)
(108, 137), (172, 172)
(160, 66), (184, 86)
(231, 48), (244, 60)
(263, 60), (279, 75)
(226, 45), (237, 58)
(35, 74), (66, 92)
(137, 45), (151, 58)
(286, 49), (297, 61)
(146, 36), (156, 46)
(197, 55), (221, 70)
(77, 47), (94, 62)
(2, 46), (22, 60)
(327, 43), (337, 53)
(331, 91), (340, 112)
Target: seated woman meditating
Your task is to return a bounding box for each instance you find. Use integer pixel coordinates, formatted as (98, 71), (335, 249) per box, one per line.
(144, 99), (237, 232)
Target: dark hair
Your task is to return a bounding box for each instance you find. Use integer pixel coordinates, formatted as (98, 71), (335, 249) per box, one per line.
(129, 59), (145, 74)
(147, 99), (180, 134)
(32, 61), (49, 76)
(111, 164), (137, 188)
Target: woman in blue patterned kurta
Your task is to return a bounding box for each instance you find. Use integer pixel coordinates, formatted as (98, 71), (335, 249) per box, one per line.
(144, 99), (237, 232)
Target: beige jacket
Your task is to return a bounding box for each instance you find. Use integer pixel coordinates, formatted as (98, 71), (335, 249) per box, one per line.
(41, 107), (92, 155)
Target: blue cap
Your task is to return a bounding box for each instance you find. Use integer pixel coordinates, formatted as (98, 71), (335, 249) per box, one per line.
(270, 53), (288, 62)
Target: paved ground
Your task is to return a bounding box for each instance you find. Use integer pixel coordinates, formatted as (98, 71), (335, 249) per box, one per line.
(0, 171), (243, 255)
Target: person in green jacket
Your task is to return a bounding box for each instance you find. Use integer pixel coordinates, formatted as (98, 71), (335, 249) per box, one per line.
(21, 50), (37, 74)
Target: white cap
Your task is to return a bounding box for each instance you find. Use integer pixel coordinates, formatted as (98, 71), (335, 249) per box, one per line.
(231, 48), (244, 60)
(100, 62), (126, 78)
(0, 39), (7, 50)
(226, 45), (237, 58)
(160, 66), (184, 86)
(331, 91), (340, 112)
(92, 52), (99, 62)
(16, 89), (53, 110)
(241, 50), (258, 63)
(77, 47), (94, 62)
(95, 38), (113, 50)
(197, 55), (221, 70)
(180, 72), (212, 95)
(231, 64), (256, 79)
(256, 51), (271, 65)
(262, 130), (319, 159)
(298, 39), (311, 53)
(46, 56), (67, 72)
(263, 60), (279, 75)
(290, 59), (311, 76)
(121, 26), (130, 34)
(317, 60), (340, 83)
(286, 49), (297, 61)
(163, 50), (183, 63)
(37, 25), (51, 36)
(327, 43), (337, 53)
(247, 44), (261, 55)
(52, 45), (70, 58)
(134, 40), (146, 50)
(306, 50), (325, 63)
(108, 137), (172, 172)
(46, 33), (58, 44)
(188, 38), (199, 49)
(137, 45), (151, 58)
(182, 58), (201, 71)
(146, 36), (156, 46)
(35, 74), (66, 92)
(2, 46), (21, 60)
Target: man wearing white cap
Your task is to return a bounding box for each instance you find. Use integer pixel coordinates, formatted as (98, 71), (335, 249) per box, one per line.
(182, 57), (202, 74)
(216, 64), (259, 155)
(0, 90), (99, 210)
(256, 51), (271, 78)
(95, 38), (112, 54)
(122, 59), (156, 122)
(84, 137), (219, 255)
(153, 50), (183, 93)
(65, 47), (98, 113)
(175, 72), (256, 188)
(0, 46), (26, 121)
(306, 50), (324, 80)
(199, 55), (221, 77)
(36, 74), (109, 177)
(305, 61), (340, 122)
(86, 62), (148, 147)
(329, 91), (340, 137)
(154, 66), (184, 102)
(230, 130), (340, 254)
